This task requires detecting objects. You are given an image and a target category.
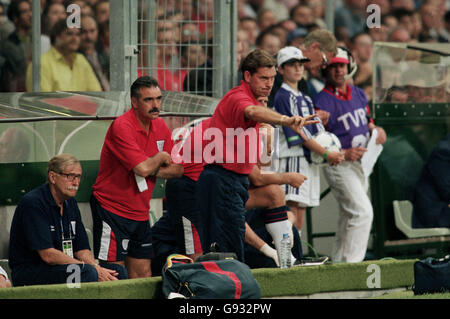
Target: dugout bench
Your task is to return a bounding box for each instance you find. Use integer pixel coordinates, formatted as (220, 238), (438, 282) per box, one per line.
(0, 90), (217, 261)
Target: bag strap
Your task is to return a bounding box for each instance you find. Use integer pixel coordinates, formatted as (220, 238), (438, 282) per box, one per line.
(165, 254), (193, 269)
(201, 261), (242, 299)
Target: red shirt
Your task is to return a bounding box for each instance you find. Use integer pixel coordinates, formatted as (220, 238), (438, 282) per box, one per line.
(181, 118), (211, 181)
(208, 81), (261, 175)
(93, 109), (174, 221)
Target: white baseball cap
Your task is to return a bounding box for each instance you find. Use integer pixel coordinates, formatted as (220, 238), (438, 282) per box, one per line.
(277, 46), (310, 66)
(328, 47), (350, 65)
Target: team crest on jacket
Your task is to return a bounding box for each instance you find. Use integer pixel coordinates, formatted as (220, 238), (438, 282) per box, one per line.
(157, 140), (165, 151)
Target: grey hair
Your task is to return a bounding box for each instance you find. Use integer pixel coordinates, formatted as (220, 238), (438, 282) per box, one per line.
(47, 153), (80, 177)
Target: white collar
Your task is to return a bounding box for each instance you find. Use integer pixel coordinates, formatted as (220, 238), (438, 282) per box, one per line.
(281, 82), (302, 97)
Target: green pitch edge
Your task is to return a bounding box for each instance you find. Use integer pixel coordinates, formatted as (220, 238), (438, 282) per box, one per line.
(0, 259), (417, 299)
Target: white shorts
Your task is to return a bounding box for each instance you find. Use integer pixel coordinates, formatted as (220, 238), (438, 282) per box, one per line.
(278, 156), (320, 207)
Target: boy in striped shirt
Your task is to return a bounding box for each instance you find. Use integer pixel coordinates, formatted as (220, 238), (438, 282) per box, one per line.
(273, 46), (343, 234)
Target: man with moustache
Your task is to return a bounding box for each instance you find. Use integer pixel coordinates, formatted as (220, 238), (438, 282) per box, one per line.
(9, 154), (120, 286)
(90, 76), (183, 278)
(25, 18), (101, 92)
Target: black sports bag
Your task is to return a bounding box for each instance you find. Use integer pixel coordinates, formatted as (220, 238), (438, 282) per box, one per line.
(413, 255), (450, 295)
(162, 254), (261, 299)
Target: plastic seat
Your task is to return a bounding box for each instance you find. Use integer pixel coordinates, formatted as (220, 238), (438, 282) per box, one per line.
(392, 200), (450, 238)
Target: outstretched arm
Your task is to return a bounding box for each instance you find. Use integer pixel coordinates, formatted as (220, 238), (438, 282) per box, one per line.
(244, 104), (319, 135)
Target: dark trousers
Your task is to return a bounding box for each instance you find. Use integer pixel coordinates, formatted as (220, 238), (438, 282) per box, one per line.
(196, 165), (249, 262)
(12, 263), (98, 287)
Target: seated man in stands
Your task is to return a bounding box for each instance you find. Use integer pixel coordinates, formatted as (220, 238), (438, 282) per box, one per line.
(412, 134), (450, 229)
(8, 154), (126, 286)
(25, 18), (101, 92)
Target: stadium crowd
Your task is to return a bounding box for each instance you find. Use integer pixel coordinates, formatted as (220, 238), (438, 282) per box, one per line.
(0, 0), (448, 96)
(0, 0), (448, 288)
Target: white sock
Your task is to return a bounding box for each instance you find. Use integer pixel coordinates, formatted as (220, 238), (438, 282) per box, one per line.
(265, 220), (291, 257)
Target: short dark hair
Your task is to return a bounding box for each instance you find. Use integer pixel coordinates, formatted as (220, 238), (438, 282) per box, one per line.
(240, 49), (277, 75)
(130, 76), (160, 99)
(50, 18), (70, 45)
(7, 0), (29, 23)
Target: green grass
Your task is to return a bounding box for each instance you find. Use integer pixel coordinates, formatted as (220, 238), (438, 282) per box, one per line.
(374, 290), (450, 299)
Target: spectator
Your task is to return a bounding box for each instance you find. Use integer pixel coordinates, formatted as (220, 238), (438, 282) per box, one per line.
(290, 3), (315, 29)
(367, 16), (390, 42)
(256, 8), (278, 32)
(383, 13), (399, 31)
(393, 9), (416, 40)
(286, 27), (308, 48)
(195, 48), (318, 262)
(25, 18), (102, 92)
(391, 0), (416, 11)
(0, 127), (30, 163)
(265, 23), (290, 47)
(155, 17), (186, 91)
(8, 154), (124, 286)
(313, 48), (387, 263)
(388, 25), (412, 42)
(237, 0), (257, 19)
(439, 10), (450, 42)
(181, 43), (212, 96)
(279, 19), (297, 34)
(193, 0), (214, 39)
(419, 1), (440, 41)
(412, 134), (450, 229)
(369, 0), (391, 16)
(0, 2), (15, 40)
(180, 22), (200, 43)
(273, 46), (343, 233)
(335, 0), (368, 38)
(94, 0), (110, 25)
(98, 19), (110, 55)
(239, 16), (259, 50)
(0, 266), (11, 288)
(238, 28), (251, 64)
(351, 32), (373, 87)
(411, 10), (424, 41)
(175, 0), (195, 21)
(73, 0), (95, 17)
(0, 0), (32, 92)
(90, 76), (183, 278)
(79, 14), (110, 91)
(304, 0), (327, 29)
(86, 0), (100, 7)
(255, 29), (282, 57)
(386, 86), (409, 103)
(262, 0), (289, 22)
(40, 2), (67, 54)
